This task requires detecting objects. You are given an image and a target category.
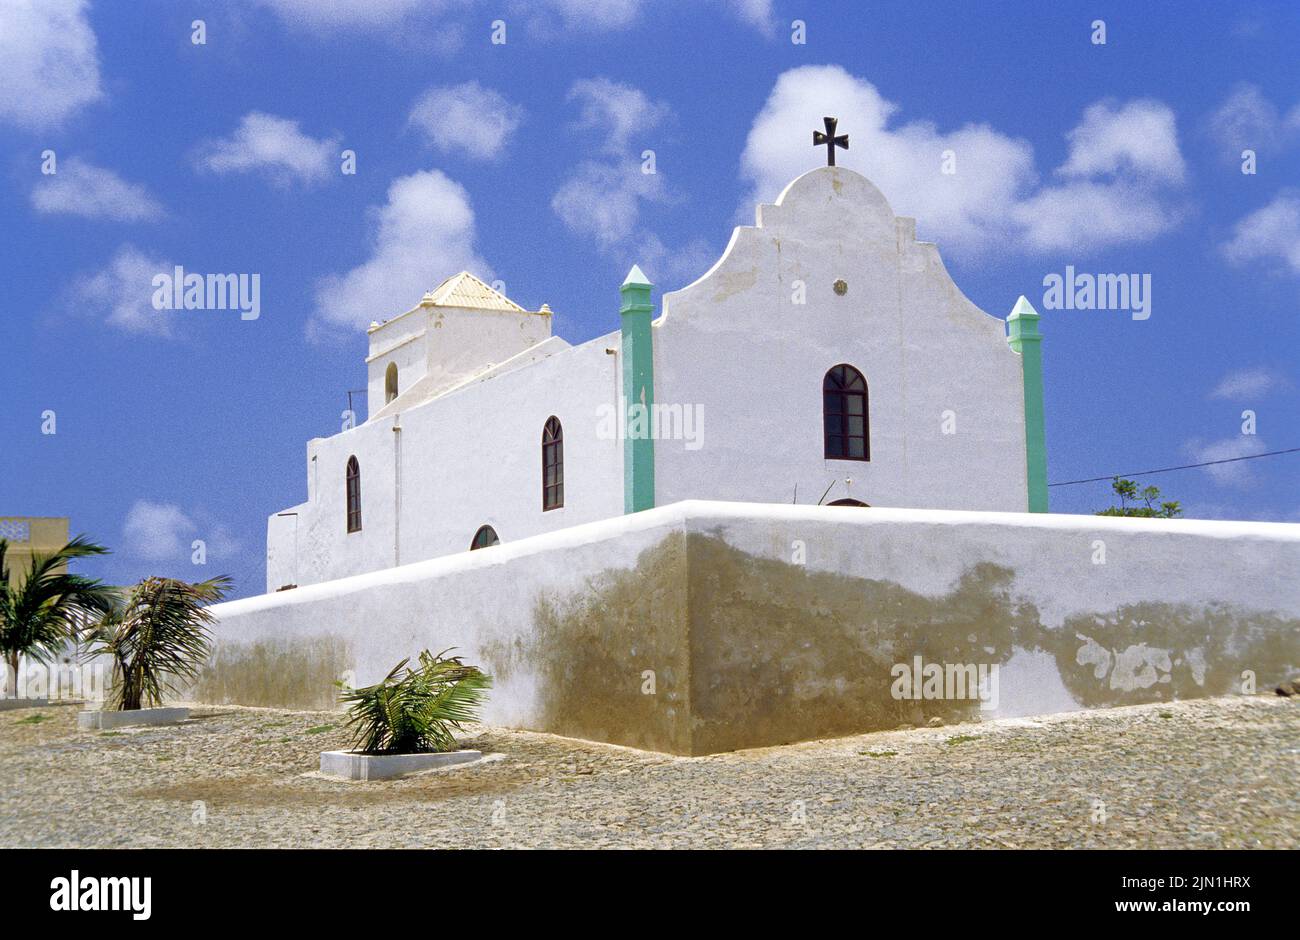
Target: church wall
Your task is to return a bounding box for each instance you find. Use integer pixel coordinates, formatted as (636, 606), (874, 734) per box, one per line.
(209, 501), (1300, 755)
(265, 415), (410, 593)
(365, 309), (428, 418)
(395, 331), (624, 561)
(651, 168), (1028, 513)
(676, 502), (1298, 753)
(422, 307), (552, 394)
(268, 331), (625, 589)
(366, 328), (427, 419)
(201, 505), (695, 753)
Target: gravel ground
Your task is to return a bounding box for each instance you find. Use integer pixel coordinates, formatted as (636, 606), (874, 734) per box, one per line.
(1, 695), (1296, 849)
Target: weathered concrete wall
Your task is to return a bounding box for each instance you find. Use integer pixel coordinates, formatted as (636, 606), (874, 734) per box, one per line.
(679, 503), (1299, 753)
(203, 501), (1300, 755)
(202, 506), (691, 753)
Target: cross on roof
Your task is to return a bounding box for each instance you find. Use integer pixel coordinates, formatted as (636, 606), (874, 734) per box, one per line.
(813, 116), (848, 166)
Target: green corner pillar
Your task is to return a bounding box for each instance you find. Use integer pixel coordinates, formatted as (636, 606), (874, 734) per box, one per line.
(620, 265), (656, 514)
(1007, 295), (1048, 513)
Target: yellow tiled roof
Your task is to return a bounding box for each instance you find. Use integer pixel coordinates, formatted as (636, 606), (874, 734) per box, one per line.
(423, 272), (525, 312)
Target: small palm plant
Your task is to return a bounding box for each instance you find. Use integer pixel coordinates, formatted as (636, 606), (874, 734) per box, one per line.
(338, 649), (491, 754)
(0, 536), (115, 698)
(82, 575), (231, 711)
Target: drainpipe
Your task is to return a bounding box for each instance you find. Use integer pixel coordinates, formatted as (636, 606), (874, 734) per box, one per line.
(620, 265), (655, 513)
(392, 416), (402, 566)
(1007, 296), (1048, 512)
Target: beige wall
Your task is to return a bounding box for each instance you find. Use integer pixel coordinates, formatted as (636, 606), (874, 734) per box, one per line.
(1, 517), (70, 585)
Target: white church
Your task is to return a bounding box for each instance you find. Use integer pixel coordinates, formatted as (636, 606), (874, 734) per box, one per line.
(265, 161), (1048, 592)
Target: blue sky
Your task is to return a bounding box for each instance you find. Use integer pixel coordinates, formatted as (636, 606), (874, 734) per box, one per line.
(2, 0), (1297, 599)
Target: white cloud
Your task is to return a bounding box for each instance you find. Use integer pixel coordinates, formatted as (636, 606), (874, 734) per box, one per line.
(724, 0), (775, 35)
(741, 65), (1034, 251)
(567, 77), (672, 156)
(1206, 83), (1300, 155)
(552, 78), (721, 282)
(740, 65), (1187, 256)
(1184, 436), (1269, 486)
(553, 78), (678, 256)
(553, 160), (668, 247)
(523, 0), (775, 33)
(252, 0), (431, 30)
(255, 0), (774, 36)
(1013, 101), (1186, 251)
(539, 0), (642, 29)
(123, 501), (195, 562)
(0, 0), (102, 131)
(67, 244), (173, 337)
(409, 82), (523, 160)
(252, 0), (642, 34)
(636, 232), (720, 289)
(1209, 366), (1291, 400)
(30, 158), (164, 221)
(311, 169), (489, 338)
(1221, 190), (1300, 275)
(1057, 99), (1185, 183)
(194, 112), (339, 186)
(123, 500), (240, 563)
(1012, 180), (1183, 253)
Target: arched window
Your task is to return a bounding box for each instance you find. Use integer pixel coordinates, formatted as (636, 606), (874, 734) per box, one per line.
(470, 525), (499, 550)
(542, 416), (564, 510)
(345, 456), (362, 532)
(823, 364), (869, 461)
(385, 362), (398, 404)
(827, 498), (870, 507)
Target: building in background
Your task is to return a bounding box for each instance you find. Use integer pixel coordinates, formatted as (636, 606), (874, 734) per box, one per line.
(0, 517), (71, 585)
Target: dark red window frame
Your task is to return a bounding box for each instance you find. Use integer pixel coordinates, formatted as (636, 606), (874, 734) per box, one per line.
(823, 364), (869, 461)
(470, 525), (499, 550)
(345, 456), (362, 532)
(542, 416), (564, 511)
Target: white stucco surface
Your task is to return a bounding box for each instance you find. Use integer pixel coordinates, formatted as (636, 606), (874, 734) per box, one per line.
(268, 328), (625, 590)
(654, 168), (1027, 512)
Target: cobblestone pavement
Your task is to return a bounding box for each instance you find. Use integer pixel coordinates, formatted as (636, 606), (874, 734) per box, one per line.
(1, 695), (1295, 848)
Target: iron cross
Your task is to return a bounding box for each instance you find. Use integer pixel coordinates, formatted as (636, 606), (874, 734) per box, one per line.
(813, 116), (848, 166)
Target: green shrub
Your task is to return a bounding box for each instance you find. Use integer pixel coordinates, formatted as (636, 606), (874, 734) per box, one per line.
(338, 649), (491, 755)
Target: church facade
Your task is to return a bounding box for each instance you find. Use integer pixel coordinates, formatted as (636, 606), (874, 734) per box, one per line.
(265, 166), (1047, 592)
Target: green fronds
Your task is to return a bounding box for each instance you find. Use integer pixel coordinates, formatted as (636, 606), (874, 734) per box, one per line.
(0, 535), (114, 672)
(338, 649), (492, 755)
(82, 575), (231, 711)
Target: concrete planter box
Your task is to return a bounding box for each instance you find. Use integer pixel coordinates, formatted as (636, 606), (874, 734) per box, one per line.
(320, 749), (483, 781)
(0, 698), (50, 712)
(77, 707), (190, 730)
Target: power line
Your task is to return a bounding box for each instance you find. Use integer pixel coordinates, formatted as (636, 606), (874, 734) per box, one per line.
(1048, 447), (1300, 487)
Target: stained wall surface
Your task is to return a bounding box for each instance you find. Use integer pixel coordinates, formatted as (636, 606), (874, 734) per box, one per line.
(200, 501), (1300, 755)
